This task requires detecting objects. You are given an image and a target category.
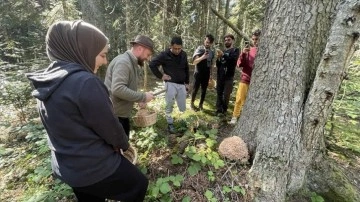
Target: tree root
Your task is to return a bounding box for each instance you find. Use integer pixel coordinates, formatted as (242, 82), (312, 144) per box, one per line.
(306, 155), (360, 202)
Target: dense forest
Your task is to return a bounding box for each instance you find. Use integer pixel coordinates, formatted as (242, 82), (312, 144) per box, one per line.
(0, 0), (359, 201)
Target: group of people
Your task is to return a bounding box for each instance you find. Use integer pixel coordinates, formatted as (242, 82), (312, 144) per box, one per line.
(26, 19), (260, 201)
(190, 31), (261, 125)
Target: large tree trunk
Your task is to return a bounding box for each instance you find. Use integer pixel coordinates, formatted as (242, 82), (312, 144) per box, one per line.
(302, 1), (360, 200)
(231, 0), (360, 201)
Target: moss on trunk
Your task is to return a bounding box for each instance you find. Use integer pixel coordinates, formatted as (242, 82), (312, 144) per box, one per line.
(307, 156), (360, 202)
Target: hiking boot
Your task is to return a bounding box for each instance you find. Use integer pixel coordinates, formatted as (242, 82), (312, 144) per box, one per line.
(190, 103), (199, 112)
(214, 109), (223, 116)
(198, 104), (203, 111)
(229, 117), (238, 124)
(168, 124), (177, 134)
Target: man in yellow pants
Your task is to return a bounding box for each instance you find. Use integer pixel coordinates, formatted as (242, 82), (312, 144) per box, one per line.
(230, 30), (261, 124)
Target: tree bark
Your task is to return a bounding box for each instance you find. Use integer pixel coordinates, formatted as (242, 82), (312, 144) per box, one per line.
(231, 0), (360, 201)
(174, 0), (182, 35)
(303, 0), (360, 200)
(214, 0), (222, 43)
(222, 0), (231, 36)
(125, 0), (131, 49)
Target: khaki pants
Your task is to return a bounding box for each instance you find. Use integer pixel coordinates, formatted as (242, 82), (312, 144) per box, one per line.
(232, 82), (249, 118)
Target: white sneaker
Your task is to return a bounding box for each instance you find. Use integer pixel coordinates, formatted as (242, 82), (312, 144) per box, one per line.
(229, 117), (237, 124)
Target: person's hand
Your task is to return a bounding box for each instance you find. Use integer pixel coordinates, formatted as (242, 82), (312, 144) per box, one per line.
(216, 49), (223, 58)
(144, 92), (154, 102)
(236, 66), (242, 72)
(162, 74), (171, 81)
(242, 47), (250, 53)
(201, 50), (210, 60)
(138, 102), (147, 109)
(113, 146), (127, 153)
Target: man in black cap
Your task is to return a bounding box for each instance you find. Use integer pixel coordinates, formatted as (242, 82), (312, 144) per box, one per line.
(105, 35), (155, 138)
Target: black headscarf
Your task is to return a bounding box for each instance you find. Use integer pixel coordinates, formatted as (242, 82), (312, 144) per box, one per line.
(46, 20), (108, 72)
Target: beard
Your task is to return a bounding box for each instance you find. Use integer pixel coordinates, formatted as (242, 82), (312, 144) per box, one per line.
(225, 43), (231, 48)
(137, 58), (145, 66)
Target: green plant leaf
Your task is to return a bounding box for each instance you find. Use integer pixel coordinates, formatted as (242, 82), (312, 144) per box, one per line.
(213, 159), (225, 169)
(222, 186), (231, 194)
(171, 154), (184, 165)
(206, 139), (217, 148)
(151, 186), (159, 197)
(233, 186), (245, 195)
(207, 171), (215, 181)
(182, 196), (191, 202)
(201, 156), (207, 164)
(311, 192), (324, 202)
(205, 190), (214, 199)
(187, 163), (201, 176)
(172, 174), (184, 187)
(156, 177), (166, 185)
(194, 133), (206, 140)
(160, 182), (171, 194)
(192, 153), (201, 161)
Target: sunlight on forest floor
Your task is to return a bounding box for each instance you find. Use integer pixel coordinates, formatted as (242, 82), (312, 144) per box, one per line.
(0, 58), (359, 201)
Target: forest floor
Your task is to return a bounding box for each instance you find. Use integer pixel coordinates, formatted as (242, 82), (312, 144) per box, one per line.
(0, 64), (359, 201)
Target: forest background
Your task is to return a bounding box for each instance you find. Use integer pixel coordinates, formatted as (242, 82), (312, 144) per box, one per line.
(0, 0), (359, 201)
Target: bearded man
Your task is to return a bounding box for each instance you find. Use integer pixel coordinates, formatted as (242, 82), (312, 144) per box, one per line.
(105, 35), (155, 137)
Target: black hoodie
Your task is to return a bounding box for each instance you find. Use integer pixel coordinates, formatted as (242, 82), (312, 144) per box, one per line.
(26, 61), (129, 187)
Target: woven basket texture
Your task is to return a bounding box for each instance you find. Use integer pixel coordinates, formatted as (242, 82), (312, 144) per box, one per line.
(133, 109), (157, 127)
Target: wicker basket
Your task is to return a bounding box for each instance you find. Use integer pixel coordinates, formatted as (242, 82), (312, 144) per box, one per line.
(123, 145), (138, 164)
(133, 109), (157, 127)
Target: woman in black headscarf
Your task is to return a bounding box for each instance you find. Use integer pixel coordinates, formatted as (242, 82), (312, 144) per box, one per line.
(26, 20), (148, 202)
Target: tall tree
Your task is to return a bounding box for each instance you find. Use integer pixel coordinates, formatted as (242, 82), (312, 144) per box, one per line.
(174, 0), (182, 35)
(125, 0), (131, 48)
(78, 0), (109, 79)
(221, 0), (231, 36)
(232, 0), (360, 201)
(78, 0), (105, 31)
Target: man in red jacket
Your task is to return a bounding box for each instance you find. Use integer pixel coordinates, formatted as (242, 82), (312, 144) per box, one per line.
(230, 30), (261, 124)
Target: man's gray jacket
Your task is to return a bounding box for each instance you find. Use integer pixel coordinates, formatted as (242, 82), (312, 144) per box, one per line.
(105, 50), (146, 118)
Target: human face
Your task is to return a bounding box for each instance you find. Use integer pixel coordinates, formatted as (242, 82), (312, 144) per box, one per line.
(204, 37), (213, 49)
(137, 47), (152, 66)
(252, 35), (260, 47)
(170, 44), (182, 55)
(224, 37), (234, 48)
(94, 45), (109, 73)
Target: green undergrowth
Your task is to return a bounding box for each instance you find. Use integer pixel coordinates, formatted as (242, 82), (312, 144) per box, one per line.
(325, 57), (360, 161)
(1, 56), (359, 201)
(0, 67), (245, 201)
